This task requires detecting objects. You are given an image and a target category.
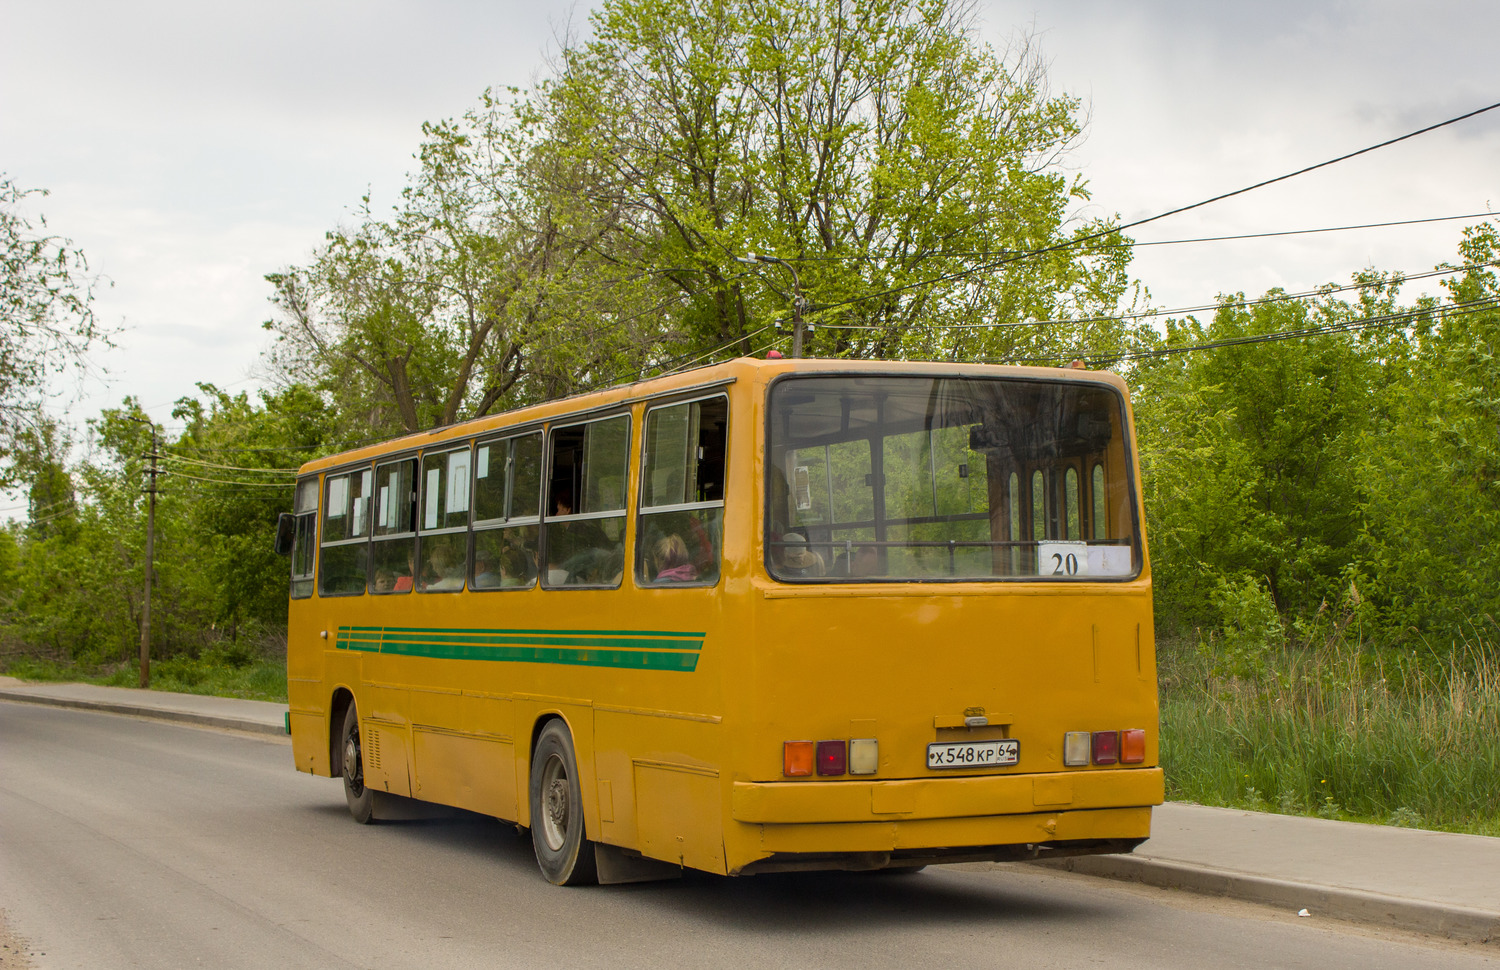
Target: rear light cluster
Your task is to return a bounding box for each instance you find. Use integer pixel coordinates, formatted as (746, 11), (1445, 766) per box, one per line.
(784, 739), (879, 777)
(1064, 729), (1146, 767)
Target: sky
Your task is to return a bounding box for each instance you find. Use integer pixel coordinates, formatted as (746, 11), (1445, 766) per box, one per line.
(2, 0), (1497, 436)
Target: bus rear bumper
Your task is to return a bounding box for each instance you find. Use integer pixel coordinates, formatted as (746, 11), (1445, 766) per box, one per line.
(730, 806), (1153, 875)
(731, 767), (1164, 824)
(726, 769), (1162, 874)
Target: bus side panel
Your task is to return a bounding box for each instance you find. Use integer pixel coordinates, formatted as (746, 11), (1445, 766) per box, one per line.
(412, 729), (518, 818)
(407, 663), (519, 819)
(635, 761), (724, 872)
(287, 606), (329, 774)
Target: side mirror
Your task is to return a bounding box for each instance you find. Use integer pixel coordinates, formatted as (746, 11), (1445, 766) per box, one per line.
(274, 512), (297, 556)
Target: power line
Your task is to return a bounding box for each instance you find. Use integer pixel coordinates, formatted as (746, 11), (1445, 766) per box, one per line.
(168, 470), (295, 488)
(812, 101), (1500, 314)
(1130, 212), (1498, 249)
(1001, 295), (1500, 367)
(161, 454), (301, 474)
(788, 211), (1499, 262)
(818, 259), (1495, 334)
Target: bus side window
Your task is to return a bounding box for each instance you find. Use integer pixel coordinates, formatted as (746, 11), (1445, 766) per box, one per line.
(637, 396), (726, 586)
(417, 446), (471, 593)
(472, 431), (541, 590)
(290, 477), (318, 599)
(319, 469), (371, 596)
(370, 458), (417, 594)
(544, 414), (629, 587)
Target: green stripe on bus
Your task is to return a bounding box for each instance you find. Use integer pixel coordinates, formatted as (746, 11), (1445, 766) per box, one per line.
(332, 626), (703, 671)
(342, 625), (706, 639)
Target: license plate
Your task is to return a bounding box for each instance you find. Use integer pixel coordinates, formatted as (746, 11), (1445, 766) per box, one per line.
(927, 739), (1019, 769)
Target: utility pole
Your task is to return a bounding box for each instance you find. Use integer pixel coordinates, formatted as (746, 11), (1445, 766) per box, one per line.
(131, 418), (160, 689)
(739, 254), (810, 358)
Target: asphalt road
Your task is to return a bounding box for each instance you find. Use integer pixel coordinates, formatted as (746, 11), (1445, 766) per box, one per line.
(1, 702), (1493, 970)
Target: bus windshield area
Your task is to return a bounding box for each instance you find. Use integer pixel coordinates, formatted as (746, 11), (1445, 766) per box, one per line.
(766, 375), (1140, 582)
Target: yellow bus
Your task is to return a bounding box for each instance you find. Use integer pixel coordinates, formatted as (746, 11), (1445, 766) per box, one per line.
(279, 357), (1162, 884)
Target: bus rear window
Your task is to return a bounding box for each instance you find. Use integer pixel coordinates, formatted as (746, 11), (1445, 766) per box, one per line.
(765, 375), (1139, 582)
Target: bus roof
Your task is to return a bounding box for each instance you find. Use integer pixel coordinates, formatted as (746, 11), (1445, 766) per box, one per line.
(296, 356), (1130, 476)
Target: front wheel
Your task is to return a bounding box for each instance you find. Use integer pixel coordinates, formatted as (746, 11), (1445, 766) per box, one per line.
(341, 704), (375, 824)
(528, 720), (598, 885)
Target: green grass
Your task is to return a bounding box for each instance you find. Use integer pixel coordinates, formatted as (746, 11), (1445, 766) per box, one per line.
(1159, 635), (1500, 836)
(2, 652), (288, 703)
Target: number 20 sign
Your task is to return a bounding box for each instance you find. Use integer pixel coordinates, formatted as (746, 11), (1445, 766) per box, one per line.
(1036, 541), (1089, 577)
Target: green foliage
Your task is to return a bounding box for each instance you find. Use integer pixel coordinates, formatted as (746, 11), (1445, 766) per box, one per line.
(1135, 287), (1386, 633)
(1354, 224), (1500, 647)
(0, 384), (332, 669)
(0, 175), (113, 485)
(1203, 574), (1283, 679)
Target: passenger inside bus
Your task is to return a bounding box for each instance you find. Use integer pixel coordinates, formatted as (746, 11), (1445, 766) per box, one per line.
(423, 543), (464, 591)
(778, 532), (825, 577)
(651, 534), (698, 583)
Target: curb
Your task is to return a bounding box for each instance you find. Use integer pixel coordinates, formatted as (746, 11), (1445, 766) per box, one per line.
(0, 689), (288, 737)
(1040, 854), (1499, 944)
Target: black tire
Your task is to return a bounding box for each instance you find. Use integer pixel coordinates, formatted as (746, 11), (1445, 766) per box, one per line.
(528, 720), (598, 885)
(341, 704), (375, 824)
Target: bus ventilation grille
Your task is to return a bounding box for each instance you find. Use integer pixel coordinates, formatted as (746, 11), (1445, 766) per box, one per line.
(367, 730), (382, 771)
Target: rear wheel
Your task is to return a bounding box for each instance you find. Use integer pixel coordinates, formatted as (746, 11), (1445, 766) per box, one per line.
(529, 720), (598, 885)
(341, 704), (375, 824)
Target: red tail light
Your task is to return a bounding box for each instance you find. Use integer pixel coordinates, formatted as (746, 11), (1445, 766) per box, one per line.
(816, 740), (847, 776)
(1092, 731), (1119, 765)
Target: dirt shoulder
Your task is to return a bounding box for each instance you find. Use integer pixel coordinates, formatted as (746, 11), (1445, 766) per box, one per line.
(0, 910), (39, 969)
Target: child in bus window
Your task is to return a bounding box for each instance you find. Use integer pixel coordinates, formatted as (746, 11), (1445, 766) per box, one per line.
(653, 535), (698, 583)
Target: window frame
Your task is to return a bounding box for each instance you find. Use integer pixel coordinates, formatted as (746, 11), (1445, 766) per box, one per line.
(318, 467), (373, 597)
(542, 411), (633, 590)
(763, 371), (1143, 584)
(471, 427), (545, 592)
(416, 444), (473, 595)
(289, 477), (319, 599)
(635, 393), (728, 589)
(369, 455), (418, 596)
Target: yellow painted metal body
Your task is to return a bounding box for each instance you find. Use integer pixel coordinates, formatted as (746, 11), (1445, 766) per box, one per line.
(286, 358), (1161, 875)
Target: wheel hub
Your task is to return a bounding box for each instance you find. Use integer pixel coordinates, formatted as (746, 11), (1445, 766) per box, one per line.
(344, 735), (363, 791)
(539, 755), (571, 851)
(546, 778), (569, 828)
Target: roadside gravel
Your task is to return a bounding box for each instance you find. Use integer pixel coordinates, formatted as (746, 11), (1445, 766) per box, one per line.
(0, 911), (37, 968)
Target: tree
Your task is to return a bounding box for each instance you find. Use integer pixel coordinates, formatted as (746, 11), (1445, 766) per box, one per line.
(168, 382), (336, 641)
(263, 103), (650, 439)
(0, 384), (336, 667)
(0, 175), (110, 482)
(1133, 282), (1393, 633)
(1355, 223), (1500, 647)
(527, 0), (1139, 364)
(264, 0), (1142, 437)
